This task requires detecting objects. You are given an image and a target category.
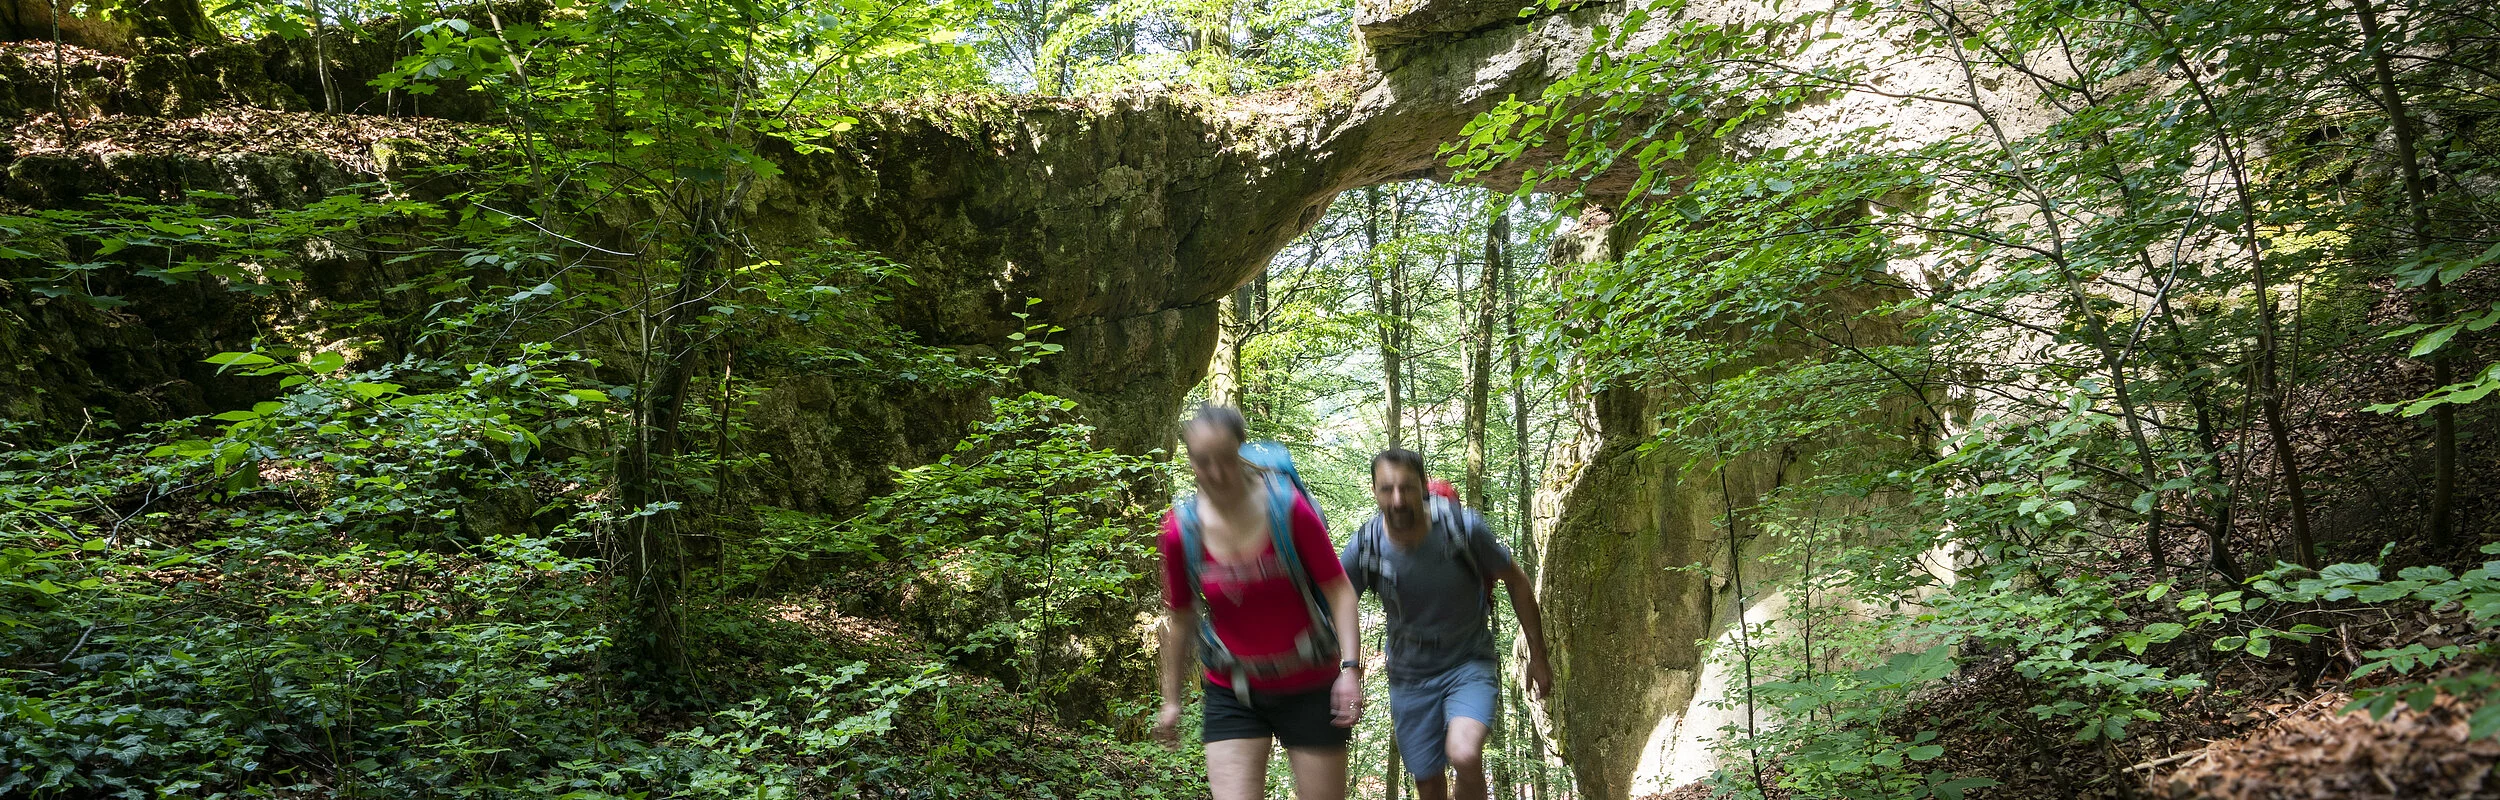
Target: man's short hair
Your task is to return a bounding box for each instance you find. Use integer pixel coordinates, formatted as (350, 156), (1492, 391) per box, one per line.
(1371, 448), (1427, 487)
(1188, 404), (1247, 443)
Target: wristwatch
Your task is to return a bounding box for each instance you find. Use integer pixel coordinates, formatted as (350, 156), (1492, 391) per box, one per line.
(1340, 658), (1361, 671)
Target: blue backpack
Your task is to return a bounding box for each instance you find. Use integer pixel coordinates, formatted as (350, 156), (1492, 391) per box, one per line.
(1174, 441), (1338, 704)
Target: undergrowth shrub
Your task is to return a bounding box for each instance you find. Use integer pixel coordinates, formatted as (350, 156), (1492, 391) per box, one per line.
(1, 346), (1196, 798)
(0, 349), (626, 797)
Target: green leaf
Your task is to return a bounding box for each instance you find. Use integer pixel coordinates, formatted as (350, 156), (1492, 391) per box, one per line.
(508, 282), (558, 303)
(2321, 563), (2382, 582)
(2468, 701), (2500, 740)
(14, 699), (54, 726)
(348, 382), (405, 399)
(1933, 777), (1999, 800)
(2410, 324), (2462, 357)
(204, 352), (277, 368)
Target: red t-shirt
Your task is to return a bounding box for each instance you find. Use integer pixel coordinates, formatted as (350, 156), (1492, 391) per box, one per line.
(1159, 491), (1344, 693)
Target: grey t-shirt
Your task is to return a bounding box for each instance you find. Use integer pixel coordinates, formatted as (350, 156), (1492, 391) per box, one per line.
(1341, 502), (1515, 682)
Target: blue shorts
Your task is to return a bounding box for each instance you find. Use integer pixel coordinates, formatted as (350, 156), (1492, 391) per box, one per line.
(1388, 659), (1499, 778)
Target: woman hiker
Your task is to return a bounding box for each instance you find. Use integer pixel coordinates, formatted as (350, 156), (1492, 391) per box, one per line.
(1152, 405), (1366, 800)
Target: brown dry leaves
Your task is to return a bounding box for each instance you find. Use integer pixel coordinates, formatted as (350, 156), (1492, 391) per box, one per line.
(0, 40), (132, 76)
(2156, 691), (2500, 799)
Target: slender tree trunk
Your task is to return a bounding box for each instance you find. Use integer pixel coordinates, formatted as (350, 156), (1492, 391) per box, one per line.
(1193, 1), (1235, 93)
(618, 207), (732, 678)
(2160, 295), (2247, 581)
(2351, 0), (2454, 551)
(1212, 283), (1250, 407)
(1496, 676), (1523, 798)
(2115, 0), (2318, 568)
(1466, 208), (1505, 508)
(1921, 4), (2175, 576)
(1509, 260), (1534, 570)
(1368, 188), (1406, 449)
(2057, 31), (2243, 580)
(1248, 267), (1271, 419)
(1504, 208), (1549, 800)
(307, 0), (340, 113)
(1387, 732), (1405, 800)
(1390, 211), (1410, 457)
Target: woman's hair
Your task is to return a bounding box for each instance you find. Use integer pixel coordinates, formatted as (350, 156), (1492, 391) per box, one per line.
(1187, 404), (1248, 443)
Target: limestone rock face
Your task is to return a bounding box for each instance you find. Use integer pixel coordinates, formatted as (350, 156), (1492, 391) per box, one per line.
(1, 0), (218, 54)
(1534, 206), (1930, 797)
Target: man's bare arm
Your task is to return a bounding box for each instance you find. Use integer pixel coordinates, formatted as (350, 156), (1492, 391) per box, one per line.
(1498, 563), (1554, 700)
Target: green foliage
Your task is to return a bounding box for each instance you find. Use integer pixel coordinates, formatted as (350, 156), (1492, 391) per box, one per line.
(0, 344), (1192, 797)
(979, 0), (1354, 94)
(633, 660), (1201, 799)
(0, 191), (438, 308)
(11, 0), (1267, 795)
(2257, 543), (2500, 739)
(1, 350), (621, 798)
(1930, 570), (2210, 742)
(1453, 0), (2500, 789)
(1736, 645), (1993, 800)
(842, 390), (1166, 699)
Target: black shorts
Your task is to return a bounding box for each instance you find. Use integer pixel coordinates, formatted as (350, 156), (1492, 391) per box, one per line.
(1201, 679), (1353, 749)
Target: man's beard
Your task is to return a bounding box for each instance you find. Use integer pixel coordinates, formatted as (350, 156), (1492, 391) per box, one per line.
(1383, 504), (1418, 528)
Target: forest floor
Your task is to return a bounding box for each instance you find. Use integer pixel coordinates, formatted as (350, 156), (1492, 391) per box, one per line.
(1646, 532), (2500, 800)
(1652, 646), (2500, 800)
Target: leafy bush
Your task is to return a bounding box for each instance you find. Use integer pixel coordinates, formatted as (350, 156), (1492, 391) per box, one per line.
(0, 349), (625, 797)
(2259, 544), (2500, 738)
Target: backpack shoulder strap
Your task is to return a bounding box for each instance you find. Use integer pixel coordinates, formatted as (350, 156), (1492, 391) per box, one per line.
(1263, 479), (1335, 636)
(1174, 495), (1208, 588)
(1433, 499), (1493, 611)
(1346, 515), (1373, 585)
(1175, 494), (1254, 699)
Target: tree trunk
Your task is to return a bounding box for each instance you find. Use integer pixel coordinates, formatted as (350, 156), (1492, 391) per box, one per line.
(1505, 208), (1547, 800)
(1387, 732), (1405, 800)
(617, 209), (731, 679)
(1211, 283), (1250, 407)
(1368, 188), (1405, 450)
(2350, 0), (2453, 551)
(2122, 0), (2318, 570)
(307, 0), (339, 113)
(1249, 260), (1270, 420)
(1466, 207), (1504, 508)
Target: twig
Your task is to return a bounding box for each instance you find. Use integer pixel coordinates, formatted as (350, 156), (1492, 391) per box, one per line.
(2124, 747), (2207, 773)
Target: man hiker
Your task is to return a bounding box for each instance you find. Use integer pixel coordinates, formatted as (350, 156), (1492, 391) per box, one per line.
(1343, 448), (1553, 800)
